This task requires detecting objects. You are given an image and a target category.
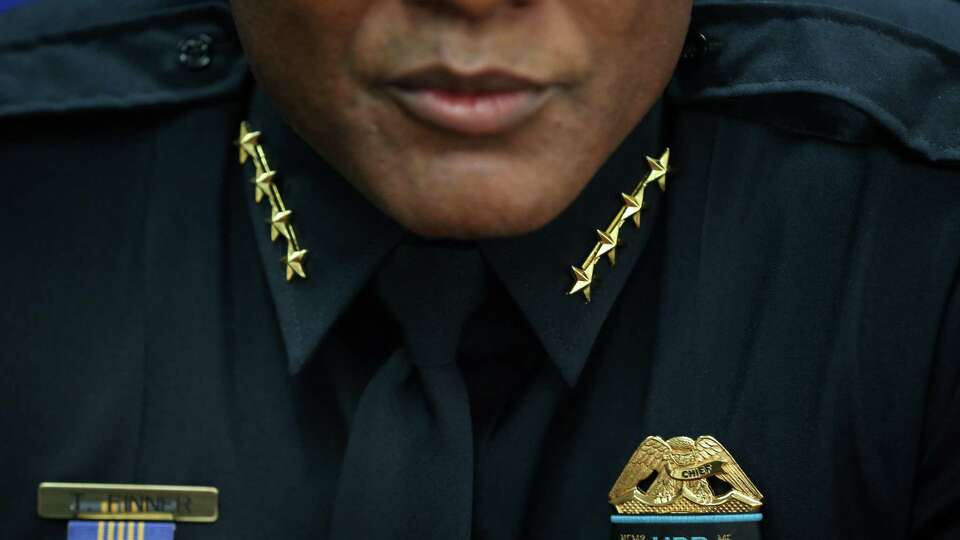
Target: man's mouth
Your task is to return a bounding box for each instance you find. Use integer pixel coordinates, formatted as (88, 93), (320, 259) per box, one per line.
(383, 66), (554, 136)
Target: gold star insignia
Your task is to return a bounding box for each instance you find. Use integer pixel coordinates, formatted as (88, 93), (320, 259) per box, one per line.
(596, 229), (617, 257)
(253, 171), (277, 204)
(239, 120), (311, 284)
(598, 226), (624, 266)
(622, 192), (645, 228)
(568, 264), (595, 302)
(566, 147), (672, 302)
(237, 122), (262, 165)
(283, 245), (308, 281)
(646, 149), (670, 192)
(270, 210), (293, 241)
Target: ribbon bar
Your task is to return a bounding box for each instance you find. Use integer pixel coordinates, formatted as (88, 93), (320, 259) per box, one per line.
(67, 521), (175, 540)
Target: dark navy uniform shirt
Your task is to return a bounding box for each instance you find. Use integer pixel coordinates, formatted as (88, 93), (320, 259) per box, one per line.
(2, 1), (959, 539)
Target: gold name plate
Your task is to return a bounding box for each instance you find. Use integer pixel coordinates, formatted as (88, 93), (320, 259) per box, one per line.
(38, 483), (218, 523)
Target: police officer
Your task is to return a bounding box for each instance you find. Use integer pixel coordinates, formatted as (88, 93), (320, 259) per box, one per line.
(1, 0), (958, 539)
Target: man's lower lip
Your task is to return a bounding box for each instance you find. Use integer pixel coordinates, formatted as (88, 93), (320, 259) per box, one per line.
(386, 87), (552, 136)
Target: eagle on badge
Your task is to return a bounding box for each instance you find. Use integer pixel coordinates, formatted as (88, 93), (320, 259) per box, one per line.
(608, 435), (763, 515)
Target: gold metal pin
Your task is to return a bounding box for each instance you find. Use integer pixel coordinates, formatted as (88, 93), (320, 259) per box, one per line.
(609, 435), (762, 515)
(567, 149), (670, 302)
(37, 483), (218, 523)
(238, 121), (309, 281)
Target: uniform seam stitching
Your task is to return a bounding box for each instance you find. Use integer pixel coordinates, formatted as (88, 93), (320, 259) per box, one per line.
(691, 81), (960, 154)
(0, 2), (232, 52)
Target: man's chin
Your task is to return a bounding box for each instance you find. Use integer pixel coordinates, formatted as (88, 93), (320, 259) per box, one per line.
(379, 187), (575, 240)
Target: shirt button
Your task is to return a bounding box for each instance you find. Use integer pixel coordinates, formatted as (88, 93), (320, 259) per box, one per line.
(681, 32), (710, 61)
(179, 34), (214, 70)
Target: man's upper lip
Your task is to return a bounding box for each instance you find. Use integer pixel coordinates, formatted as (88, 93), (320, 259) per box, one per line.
(384, 66), (548, 94)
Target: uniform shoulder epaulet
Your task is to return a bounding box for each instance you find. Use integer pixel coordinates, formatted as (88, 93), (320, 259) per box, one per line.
(0, 0), (246, 119)
(671, 0), (960, 163)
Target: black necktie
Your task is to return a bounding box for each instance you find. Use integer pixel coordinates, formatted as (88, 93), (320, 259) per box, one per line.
(329, 242), (486, 540)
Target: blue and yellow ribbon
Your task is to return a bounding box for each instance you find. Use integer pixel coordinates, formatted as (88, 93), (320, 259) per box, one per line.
(66, 520), (173, 540)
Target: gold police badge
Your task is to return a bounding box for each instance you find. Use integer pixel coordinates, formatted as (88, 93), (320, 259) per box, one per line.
(609, 435), (763, 515)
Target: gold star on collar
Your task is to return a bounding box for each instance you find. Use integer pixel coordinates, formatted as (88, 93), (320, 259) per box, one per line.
(237, 121), (309, 282)
(270, 210), (294, 242)
(237, 122), (261, 165)
(621, 193), (643, 226)
(569, 265), (596, 303)
(646, 150), (670, 191)
(253, 171), (276, 204)
(283, 244), (309, 282)
(567, 149), (671, 302)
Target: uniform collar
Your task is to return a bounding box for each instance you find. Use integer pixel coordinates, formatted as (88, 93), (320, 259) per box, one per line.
(243, 90), (665, 387)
